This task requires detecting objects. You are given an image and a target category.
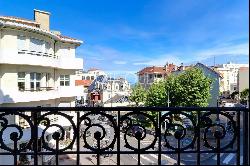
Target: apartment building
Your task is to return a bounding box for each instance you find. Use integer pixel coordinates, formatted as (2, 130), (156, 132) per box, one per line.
(238, 67), (249, 95)
(137, 63), (177, 89)
(75, 68), (106, 105)
(0, 10), (83, 164)
(214, 62), (249, 97)
(88, 75), (131, 107)
(75, 68), (106, 81)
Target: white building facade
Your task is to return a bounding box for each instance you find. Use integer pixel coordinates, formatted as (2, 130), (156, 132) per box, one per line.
(88, 75), (131, 107)
(75, 68), (106, 81)
(0, 10), (83, 164)
(215, 62), (249, 97)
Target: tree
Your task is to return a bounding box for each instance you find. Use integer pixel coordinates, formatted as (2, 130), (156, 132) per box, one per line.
(230, 91), (239, 100)
(145, 67), (212, 107)
(129, 83), (146, 106)
(145, 80), (166, 106)
(240, 88), (249, 101)
(172, 68), (212, 107)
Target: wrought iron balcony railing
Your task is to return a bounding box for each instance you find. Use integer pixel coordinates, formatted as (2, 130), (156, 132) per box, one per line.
(0, 107), (249, 165)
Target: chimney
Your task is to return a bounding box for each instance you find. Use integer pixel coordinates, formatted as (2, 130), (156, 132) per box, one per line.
(34, 9), (50, 31)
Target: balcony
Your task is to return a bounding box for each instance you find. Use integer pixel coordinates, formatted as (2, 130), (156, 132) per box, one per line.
(0, 49), (83, 69)
(0, 86), (83, 104)
(0, 107), (249, 165)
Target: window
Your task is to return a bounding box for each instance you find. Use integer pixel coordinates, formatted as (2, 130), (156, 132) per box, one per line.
(45, 73), (51, 87)
(30, 72), (41, 91)
(82, 76), (85, 80)
(60, 75), (70, 86)
(18, 72), (25, 91)
(30, 38), (44, 53)
(149, 74), (153, 79)
(91, 76), (94, 80)
(17, 36), (26, 51)
(45, 41), (51, 54)
(86, 76), (90, 80)
(157, 74), (162, 78)
(140, 76), (144, 83)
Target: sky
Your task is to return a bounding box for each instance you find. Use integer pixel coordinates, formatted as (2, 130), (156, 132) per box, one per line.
(0, 0), (249, 83)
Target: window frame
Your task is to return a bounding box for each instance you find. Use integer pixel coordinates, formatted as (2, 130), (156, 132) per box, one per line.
(18, 72), (26, 91)
(60, 75), (70, 86)
(30, 72), (42, 91)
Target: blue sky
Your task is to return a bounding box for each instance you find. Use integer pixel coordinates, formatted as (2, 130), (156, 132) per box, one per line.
(0, 0), (249, 83)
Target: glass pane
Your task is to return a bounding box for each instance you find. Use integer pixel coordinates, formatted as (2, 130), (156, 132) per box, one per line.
(17, 36), (26, 50)
(60, 75), (64, 80)
(18, 82), (25, 91)
(45, 42), (50, 53)
(46, 73), (50, 82)
(36, 82), (40, 89)
(36, 73), (41, 80)
(18, 72), (25, 78)
(30, 82), (34, 89)
(60, 81), (64, 86)
(65, 75), (70, 80)
(65, 81), (70, 86)
(30, 73), (35, 80)
(30, 38), (43, 52)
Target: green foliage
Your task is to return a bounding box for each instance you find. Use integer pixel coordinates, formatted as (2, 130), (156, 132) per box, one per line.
(145, 81), (166, 106)
(145, 67), (212, 107)
(171, 68), (212, 107)
(129, 83), (146, 106)
(240, 88), (249, 101)
(230, 91), (239, 100)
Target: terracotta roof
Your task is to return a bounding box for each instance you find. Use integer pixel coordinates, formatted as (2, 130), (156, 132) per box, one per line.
(0, 15), (83, 45)
(138, 66), (166, 75)
(75, 80), (92, 87)
(239, 67), (249, 70)
(0, 16), (40, 27)
(58, 34), (80, 42)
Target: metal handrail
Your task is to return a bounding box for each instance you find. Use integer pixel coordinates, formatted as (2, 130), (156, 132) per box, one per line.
(0, 107), (248, 165)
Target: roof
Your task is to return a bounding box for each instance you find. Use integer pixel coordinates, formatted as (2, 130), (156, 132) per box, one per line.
(0, 15), (83, 45)
(0, 16), (40, 27)
(75, 80), (92, 87)
(137, 66), (167, 75)
(104, 94), (129, 104)
(239, 67), (249, 71)
(195, 63), (223, 78)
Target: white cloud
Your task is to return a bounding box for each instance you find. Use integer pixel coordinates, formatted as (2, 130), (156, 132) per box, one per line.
(193, 42), (249, 62)
(132, 41), (249, 67)
(133, 54), (182, 66)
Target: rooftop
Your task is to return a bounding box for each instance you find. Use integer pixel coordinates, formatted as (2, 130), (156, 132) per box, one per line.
(75, 80), (92, 87)
(0, 11), (83, 45)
